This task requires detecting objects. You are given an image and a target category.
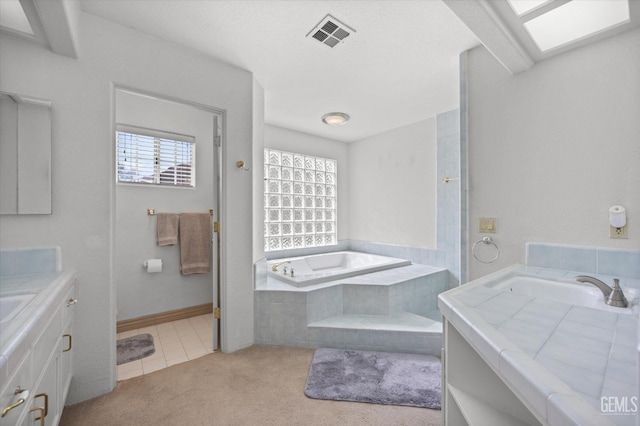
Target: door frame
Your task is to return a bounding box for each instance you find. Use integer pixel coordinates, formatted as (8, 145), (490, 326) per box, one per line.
(110, 83), (225, 354)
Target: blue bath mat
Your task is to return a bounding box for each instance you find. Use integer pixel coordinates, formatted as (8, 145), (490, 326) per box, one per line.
(304, 348), (441, 409)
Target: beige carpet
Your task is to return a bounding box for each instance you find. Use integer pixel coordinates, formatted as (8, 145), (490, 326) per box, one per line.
(61, 345), (442, 426)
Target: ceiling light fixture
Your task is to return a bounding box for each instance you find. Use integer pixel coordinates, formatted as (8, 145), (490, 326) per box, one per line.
(321, 112), (350, 126)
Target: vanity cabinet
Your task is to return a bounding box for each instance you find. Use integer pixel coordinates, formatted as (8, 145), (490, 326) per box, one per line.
(0, 282), (76, 426)
(0, 356), (31, 425)
(439, 264), (627, 426)
(442, 319), (542, 426)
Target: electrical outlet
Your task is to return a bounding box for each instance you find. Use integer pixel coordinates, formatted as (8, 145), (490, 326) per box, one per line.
(610, 225), (628, 239)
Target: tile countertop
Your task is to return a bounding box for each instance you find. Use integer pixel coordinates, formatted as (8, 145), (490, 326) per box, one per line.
(0, 269), (77, 388)
(438, 264), (639, 426)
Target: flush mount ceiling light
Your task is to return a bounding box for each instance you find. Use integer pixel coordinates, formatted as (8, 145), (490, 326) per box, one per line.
(321, 112), (350, 126)
(307, 14), (355, 48)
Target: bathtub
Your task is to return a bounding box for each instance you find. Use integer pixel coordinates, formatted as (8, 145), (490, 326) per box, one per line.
(267, 251), (411, 287)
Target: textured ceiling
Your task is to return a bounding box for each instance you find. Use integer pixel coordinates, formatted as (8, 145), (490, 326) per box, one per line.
(80, 1), (480, 142)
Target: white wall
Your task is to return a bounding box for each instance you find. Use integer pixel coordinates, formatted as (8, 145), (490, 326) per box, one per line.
(467, 28), (640, 280)
(264, 124), (350, 242)
(0, 13), (254, 403)
(348, 119), (437, 249)
(253, 80), (265, 263)
(115, 89), (215, 320)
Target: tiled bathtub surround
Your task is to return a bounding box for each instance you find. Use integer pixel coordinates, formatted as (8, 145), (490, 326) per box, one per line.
(265, 240), (349, 260)
(266, 239), (444, 268)
(526, 243), (640, 280)
(0, 247), (61, 277)
(254, 264), (448, 356)
(348, 240), (444, 268)
(437, 108), (462, 287)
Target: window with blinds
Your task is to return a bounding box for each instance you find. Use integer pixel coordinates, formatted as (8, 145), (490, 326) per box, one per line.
(116, 125), (195, 187)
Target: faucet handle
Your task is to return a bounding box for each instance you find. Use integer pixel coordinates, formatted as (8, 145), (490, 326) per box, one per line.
(607, 278), (628, 308)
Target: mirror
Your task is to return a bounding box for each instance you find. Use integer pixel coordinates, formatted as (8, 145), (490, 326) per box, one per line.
(0, 92), (52, 214)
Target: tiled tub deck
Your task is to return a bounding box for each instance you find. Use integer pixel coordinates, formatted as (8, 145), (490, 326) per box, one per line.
(254, 263), (448, 356)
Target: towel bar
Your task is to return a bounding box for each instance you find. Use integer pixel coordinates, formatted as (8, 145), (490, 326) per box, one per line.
(147, 209), (214, 216)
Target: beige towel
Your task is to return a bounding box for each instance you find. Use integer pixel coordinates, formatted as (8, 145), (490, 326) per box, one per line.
(157, 213), (179, 246)
(179, 212), (212, 275)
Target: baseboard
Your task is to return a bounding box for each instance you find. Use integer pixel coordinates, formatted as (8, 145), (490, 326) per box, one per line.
(117, 303), (213, 333)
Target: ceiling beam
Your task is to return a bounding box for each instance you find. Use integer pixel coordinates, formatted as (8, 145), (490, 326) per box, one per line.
(20, 0), (80, 59)
(443, 0), (533, 74)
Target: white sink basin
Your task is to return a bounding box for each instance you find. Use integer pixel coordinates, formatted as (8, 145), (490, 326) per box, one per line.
(0, 294), (35, 325)
(491, 276), (635, 313)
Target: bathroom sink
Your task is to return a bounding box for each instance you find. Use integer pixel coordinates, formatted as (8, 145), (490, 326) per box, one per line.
(0, 294), (35, 325)
(490, 276), (636, 313)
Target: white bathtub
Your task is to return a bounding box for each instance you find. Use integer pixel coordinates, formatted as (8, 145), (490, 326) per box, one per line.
(267, 251), (411, 287)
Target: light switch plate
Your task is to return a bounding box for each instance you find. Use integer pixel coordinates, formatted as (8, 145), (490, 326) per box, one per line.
(479, 217), (497, 233)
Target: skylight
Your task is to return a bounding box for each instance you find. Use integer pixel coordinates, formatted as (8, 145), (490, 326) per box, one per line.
(522, 0), (630, 52)
(507, 0), (553, 16)
(0, 0), (33, 35)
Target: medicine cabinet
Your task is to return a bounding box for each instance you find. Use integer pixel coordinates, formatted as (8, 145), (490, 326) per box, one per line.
(0, 92), (52, 214)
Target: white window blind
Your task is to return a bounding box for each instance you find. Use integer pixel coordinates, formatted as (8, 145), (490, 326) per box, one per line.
(264, 149), (337, 252)
(116, 125), (195, 187)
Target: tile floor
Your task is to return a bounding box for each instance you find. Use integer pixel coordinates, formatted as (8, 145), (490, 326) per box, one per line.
(117, 313), (215, 381)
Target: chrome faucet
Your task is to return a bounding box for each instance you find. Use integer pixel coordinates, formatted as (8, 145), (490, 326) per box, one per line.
(575, 275), (628, 308)
(271, 261), (290, 272)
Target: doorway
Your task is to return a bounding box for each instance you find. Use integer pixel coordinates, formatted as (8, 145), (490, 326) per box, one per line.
(113, 87), (222, 379)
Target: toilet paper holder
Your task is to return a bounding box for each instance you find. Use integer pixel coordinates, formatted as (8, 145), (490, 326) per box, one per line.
(143, 259), (163, 273)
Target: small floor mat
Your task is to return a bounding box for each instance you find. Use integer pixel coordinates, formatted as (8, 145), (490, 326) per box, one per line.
(117, 333), (155, 365)
(304, 348), (441, 409)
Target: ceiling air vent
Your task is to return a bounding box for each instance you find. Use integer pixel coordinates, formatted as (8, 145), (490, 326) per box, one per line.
(307, 14), (355, 48)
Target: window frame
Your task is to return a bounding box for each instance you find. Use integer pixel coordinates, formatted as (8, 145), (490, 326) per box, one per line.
(115, 124), (196, 188)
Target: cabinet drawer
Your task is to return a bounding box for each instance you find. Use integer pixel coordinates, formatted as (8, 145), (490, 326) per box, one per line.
(0, 354), (31, 426)
(31, 309), (62, 378)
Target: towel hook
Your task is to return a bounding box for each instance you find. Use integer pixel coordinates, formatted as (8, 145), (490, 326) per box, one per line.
(236, 161), (250, 171)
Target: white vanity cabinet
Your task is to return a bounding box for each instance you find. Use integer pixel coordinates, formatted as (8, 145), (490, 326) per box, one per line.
(59, 295), (74, 415)
(0, 356), (31, 425)
(0, 278), (76, 426)
(442, 319), (542, 426)
(439, 265), (630, 426)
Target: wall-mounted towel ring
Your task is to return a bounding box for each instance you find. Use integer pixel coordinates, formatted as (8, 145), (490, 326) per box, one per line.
(472, 236), (500, 264)
(236, 161), (250, 171)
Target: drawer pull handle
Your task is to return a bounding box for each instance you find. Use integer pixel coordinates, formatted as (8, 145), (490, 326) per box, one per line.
(1, 389), (29, 417)
(34, 393), (48, 418)
(67, 298), (78, 307)
(29, 406), (45, 426)
(63, 334), (72, 352)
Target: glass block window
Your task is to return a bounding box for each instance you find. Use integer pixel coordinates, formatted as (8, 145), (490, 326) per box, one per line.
(264, 149), (337, 251)
(116, 124), (195, 187)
